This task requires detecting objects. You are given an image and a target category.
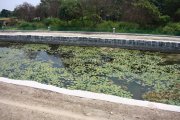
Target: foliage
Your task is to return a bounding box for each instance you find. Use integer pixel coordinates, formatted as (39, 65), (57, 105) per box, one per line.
(149, 0), (180, 20)
(43, 18), (63, 26)
(14, 2), (35, 21)
(17, 20), (46, 30)
(59, 0), (81, 22)
(0, 9), (12, 17)
(1, 0), (180, 35)
(96, 21), (119, 31)
(162, 22), (180, 35)
(17, 21), (37, 30)
(133, 0), (161, 25)
(158, 15), (171, 26)
(118, 22), (140, 31)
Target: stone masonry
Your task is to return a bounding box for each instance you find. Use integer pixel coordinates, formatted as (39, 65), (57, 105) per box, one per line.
(0, 31), (179, 52)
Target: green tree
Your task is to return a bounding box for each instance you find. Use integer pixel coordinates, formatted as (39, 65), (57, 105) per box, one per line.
(121, 0), (160, 26)
(14, 2), (36, 21)
(39, 0), (60, 18)
(163, 0), (180, 21)
(59, 0), (81, 23)
(0, 9), (12, 17)
(150, 0), (180, 21)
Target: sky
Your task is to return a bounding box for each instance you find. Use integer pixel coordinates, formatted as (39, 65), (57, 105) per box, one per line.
(0, 0), (40, 11)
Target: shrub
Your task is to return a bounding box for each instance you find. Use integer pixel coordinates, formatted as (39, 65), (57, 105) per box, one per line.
(43, 18), (63, 26)
(33, 22), (46, 29)
(83, 17), (94, 27)
(17, 21), (37, 30)
(158, 15), (171, 26)
(119, 22), (140, 31)
(97, 21), (119, 31)
(69, 19), (83, 27)
(42, 18), (67, 30)
(85, 14), (102, 27)
(162, 22), (180, 35)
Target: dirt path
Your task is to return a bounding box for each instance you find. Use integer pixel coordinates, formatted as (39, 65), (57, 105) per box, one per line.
(0, 99), (99, 120)
(0, 81), (180, 120)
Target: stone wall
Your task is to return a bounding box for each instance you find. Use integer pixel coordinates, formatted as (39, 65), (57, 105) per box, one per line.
(0, 35), (180, 52)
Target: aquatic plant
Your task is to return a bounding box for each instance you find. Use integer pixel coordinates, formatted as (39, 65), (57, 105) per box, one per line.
(0, 43), (180, 105)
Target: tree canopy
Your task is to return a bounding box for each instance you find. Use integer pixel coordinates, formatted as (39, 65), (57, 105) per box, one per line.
(0, 0), (179, 34)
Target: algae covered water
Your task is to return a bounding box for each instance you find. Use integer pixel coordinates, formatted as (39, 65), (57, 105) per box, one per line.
(0, 42), (179, 105)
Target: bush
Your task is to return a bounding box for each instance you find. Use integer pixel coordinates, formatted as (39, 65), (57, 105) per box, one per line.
(84, 14), (102, 27)
(42, 18), (67, 30)
(33, 22), (46, 29)
(69, 19), (84, 27)
(158, 15), (171, 26)
(17, 21), (37, 30)
(96, 21), (140, 32)
(97, 21), (119, 31)
(17, 21), (47, 30)
(162, 22), (180, 35)
(118, 22), (140, 31)
(43, 18), (63, 26)
(83, 17), (94, 27)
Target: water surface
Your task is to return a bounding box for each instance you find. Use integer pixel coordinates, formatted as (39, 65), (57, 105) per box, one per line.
(0, 42), (179, 105)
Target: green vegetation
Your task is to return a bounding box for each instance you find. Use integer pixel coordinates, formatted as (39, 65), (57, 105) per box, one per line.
(0, 43), (179, 105)
(0, 0), (180, 35)
(162, 23), (180, 35)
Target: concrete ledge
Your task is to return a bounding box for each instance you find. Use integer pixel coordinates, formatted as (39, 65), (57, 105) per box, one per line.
(0, 31), (180, 52)
(0, 77), (180, 113)
(1, 30), (180, 38)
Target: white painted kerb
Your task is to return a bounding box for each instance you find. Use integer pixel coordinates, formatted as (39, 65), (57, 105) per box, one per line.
(0, 77), (180, 113)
